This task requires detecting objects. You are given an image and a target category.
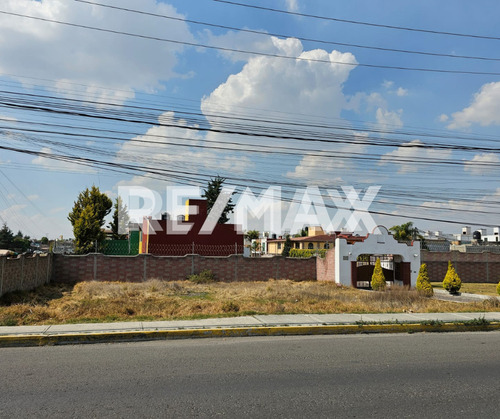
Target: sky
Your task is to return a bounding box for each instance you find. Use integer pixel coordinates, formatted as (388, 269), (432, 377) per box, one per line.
(1, 0), (500, 239)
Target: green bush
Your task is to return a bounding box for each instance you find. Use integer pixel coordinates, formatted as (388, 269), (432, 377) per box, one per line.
(496, 280), (500, 296)
(187, 269), (216, 284)
(442, 261), (461, 294)
(416, 263), (433, 296)
(371, 258), (386, 291)
(289, 249), (327, 258)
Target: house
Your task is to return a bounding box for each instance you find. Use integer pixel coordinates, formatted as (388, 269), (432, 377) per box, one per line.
(140, 199), (244, 256)
(265, 226), (365, 255)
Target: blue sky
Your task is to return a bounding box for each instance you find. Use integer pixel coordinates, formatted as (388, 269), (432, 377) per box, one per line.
(1, 0), (500, 239)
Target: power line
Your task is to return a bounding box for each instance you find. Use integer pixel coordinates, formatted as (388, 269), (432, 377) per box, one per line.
(2, 10), (500, 76)
(74, 0), (500, 62)
(213, 0), (500, 41)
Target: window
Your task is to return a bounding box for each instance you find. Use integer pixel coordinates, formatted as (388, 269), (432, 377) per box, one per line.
(277, 243), (282, 250)
(324, 243), (330, 249)
(308, 243), (314, 249)
(295, 242), (300, 249)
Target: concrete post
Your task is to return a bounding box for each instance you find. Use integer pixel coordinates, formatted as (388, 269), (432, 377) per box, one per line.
(21, 255), (25, 289)
(0, 257), (5, 296)
(46, 254), (51, 283)
(234, 254), (238, 282)
(486, 252), (489, 283)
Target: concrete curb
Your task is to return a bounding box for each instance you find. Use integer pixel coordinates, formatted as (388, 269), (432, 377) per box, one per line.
(1, 322), (499, 347)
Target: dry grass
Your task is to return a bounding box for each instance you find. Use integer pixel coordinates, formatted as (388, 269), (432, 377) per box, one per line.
(431, 282), (499, 297)
(1, 280), (499, 326)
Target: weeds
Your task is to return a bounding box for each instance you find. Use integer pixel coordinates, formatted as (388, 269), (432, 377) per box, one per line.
(1, 280), (499, 326)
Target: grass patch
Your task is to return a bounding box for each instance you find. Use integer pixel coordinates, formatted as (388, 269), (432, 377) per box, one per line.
(1, 280), (499, 326)
(431, 282), (499, 296)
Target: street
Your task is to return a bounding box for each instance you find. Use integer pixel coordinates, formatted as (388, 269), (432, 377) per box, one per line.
(1, 332), (499, 418)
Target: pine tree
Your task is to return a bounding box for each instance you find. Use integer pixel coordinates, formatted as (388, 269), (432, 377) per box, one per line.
(281, 235), (293, 257)
(416, 263), (433, 296)
(108, 197), (129, 240)
(442, 261), (462, 294)
(202, 176), (235, 224)
(0, 223), (14, 250)
(68, 186), (112, 254)
(371, 258), (386, 291)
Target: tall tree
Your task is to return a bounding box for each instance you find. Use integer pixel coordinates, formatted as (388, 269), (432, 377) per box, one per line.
(0, 223), (14, 250)
(108, 197), (130, 240)
(202, 176), (235, 224)
(68, 186), (112, 254)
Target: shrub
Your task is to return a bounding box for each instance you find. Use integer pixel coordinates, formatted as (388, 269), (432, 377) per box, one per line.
(187, 269), (216, 284)
(442, 261), (461, 294)
(289, 249), (327, 258)
(416, 263), (433, 296)
(371, 258), (386, 291)
(497, 280), (500, 296)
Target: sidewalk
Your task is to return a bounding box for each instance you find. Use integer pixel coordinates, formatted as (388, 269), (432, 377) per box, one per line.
(1, 311), (500, 347)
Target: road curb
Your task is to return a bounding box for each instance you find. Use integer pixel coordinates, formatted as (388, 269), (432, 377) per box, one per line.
(1, 322), (500, 347)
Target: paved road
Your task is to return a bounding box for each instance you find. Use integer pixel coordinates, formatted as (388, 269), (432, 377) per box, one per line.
(1, 332), (499, 418)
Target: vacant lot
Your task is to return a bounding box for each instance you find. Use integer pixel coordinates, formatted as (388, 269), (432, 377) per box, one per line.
(1, 280), (499, 326)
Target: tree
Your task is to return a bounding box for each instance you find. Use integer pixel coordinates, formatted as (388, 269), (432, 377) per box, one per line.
(389, 222), (421, 242)
(40, 236), (49, 245)
(250, 240), (260, 257)
(108, 197), (130, 240)
(416, 263), (433, 296)
(245, 230), (260, 241)
(371, 258), (386, 291)
(442, 261), (462, 294)
(281, 235), (293, 257)
(0, 223), (14, 250)
(68, 186), (112, 254)
(202, 176), (235, 224)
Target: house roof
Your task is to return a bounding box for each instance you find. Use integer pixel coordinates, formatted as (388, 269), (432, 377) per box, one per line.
(267, 233), (367, 244)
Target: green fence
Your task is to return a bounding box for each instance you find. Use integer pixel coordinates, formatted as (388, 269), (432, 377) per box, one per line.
(103, 231), (140, 255)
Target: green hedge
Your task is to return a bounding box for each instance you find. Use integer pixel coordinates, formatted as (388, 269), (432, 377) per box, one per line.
(289, 249), (327, 258)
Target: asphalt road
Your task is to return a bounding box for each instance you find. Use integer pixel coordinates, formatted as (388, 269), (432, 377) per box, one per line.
(1, 332), (499, 418)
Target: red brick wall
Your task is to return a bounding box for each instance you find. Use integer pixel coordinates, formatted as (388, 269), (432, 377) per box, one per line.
(422, 251), (500, 283)
(52, 254), (317, 283)
(0, 254), (52, 296)
(317, 249), (335, 282)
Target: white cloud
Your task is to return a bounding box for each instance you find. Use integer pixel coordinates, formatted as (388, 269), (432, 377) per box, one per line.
(379, 140), (452, 174)
(447, 82), (500, 129)
(115, 111), (253, 189)
(202, 38), (357, 124)
(439, 114), (449, 122)
(27, 194), (39, 201)
(464, 153), (500, 175)
(200, 37), (359, 184)
(32, 147), (97, 173)
(396, 87), (408, 97)
(285, 0), (300, 12)
(376, 108), (403, 130)
(0, 0), (194, 103)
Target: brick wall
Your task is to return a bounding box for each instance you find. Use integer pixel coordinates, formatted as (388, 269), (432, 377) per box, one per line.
(52, 253), (317, 283)
(317, 249), (335, 282)
(422, 251), (500, 283)
(0, 254), (52, 297)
